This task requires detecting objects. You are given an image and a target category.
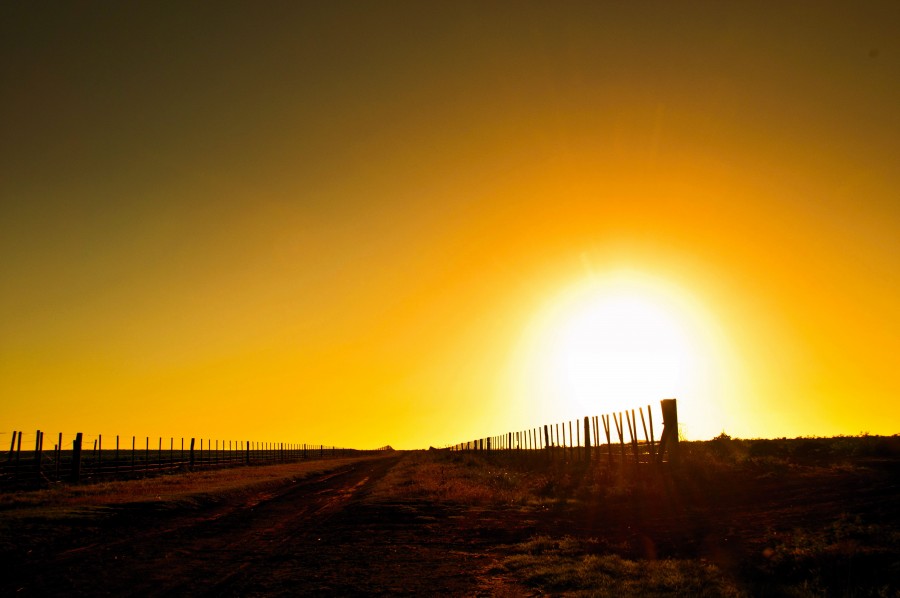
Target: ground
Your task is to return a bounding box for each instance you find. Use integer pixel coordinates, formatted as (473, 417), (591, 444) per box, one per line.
(1, 444), (898, 596)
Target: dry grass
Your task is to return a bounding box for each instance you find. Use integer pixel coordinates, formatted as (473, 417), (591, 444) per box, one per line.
(369, 449), (648, 508)
(369, 450), (546, 505)
(502, 536), (744, 597)
(376, 448), (900, 597)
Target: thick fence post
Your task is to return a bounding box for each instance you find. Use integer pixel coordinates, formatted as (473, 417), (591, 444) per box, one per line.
(189, 438), (196, 469)
(71, 433), (83, 483)
(543, 425), (549, 451)
(657, 398), (679, 464)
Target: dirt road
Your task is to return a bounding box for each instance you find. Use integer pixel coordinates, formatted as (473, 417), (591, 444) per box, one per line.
(4, 456), (513, 596)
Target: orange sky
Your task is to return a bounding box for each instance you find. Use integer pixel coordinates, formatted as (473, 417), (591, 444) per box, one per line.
(2, 2), (898, 449)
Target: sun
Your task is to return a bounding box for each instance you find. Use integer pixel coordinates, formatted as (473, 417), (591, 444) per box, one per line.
(550, 290), (695, 411)
(513, 271), (720, 428)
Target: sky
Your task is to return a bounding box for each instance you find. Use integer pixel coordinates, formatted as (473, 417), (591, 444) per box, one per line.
(2, 2), (898, 450)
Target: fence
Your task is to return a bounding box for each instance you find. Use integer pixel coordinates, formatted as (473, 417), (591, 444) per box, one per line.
(449, 398), (680, 465)
(0, 431), (391, 490)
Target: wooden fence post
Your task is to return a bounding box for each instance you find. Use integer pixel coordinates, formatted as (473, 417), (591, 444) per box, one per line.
(576, 421), (580, 448)
(33, 430), (42, 479)
(632, 409), (639, 462)
(15, 431), (22, 475)
(56, 432), (62, 481)
(626, 410), (639, 464)
(615, 413), (625, 464)
(657, 398), (680, 464)
(640, 407), (654, 460)
(8, 430), (17, 478)
(71, 433), (83, 483)
(602, 415), (611, 466)
(583, 416), (591, 461)
(189, 438), (196, 469)
(543, 425), (550, 452)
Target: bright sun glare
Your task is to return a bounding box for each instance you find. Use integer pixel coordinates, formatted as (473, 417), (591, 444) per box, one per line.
(550, 291), (695, 409)
(516, 271), (723, 434)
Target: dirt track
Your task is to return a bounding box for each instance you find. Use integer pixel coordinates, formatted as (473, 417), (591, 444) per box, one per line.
(5, 456), (519, 596)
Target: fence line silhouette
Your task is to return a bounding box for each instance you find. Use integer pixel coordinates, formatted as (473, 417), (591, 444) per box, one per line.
(1, 431), (391, 489)
(448, 398), (680, 465)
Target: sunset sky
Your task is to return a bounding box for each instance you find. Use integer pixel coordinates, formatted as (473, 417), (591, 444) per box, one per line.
(2, 2), (898, 449)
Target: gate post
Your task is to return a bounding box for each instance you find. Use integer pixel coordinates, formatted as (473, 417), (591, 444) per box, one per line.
(657, 399), (679, 464)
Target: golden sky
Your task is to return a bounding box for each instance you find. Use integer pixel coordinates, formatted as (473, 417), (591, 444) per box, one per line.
(2, 2), (898, 449)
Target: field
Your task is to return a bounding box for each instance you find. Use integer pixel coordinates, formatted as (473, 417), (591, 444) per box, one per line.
(1, 436), (898, 596)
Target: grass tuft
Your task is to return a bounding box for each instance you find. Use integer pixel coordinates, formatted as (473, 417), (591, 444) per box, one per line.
(504, 535), (745, 597)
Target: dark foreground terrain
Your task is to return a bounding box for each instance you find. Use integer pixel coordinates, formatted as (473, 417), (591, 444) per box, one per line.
(2, 439), (898, 596)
